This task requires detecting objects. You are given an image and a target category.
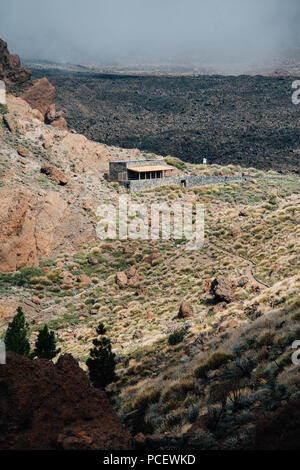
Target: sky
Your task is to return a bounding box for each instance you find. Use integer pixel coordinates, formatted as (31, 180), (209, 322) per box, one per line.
(1, 0), (300, 72)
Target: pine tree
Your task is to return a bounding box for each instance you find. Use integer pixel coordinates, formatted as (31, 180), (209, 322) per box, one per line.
(86, 322), (117, 390)
(33, 325), (60, 360)
(4, 306), (30, 356)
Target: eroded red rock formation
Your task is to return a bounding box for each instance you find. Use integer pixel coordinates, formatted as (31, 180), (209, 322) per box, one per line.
(0, 38), (32, 89)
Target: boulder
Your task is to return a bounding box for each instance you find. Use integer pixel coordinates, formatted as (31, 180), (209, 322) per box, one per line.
(239, 209), (250, 217)
(116, 271), (128, 287)
(178, 300), (194, 318)
(21, 77), (55, 115)
(204, 279), (213, 293)
(42, 134), (53, 149)
(50, 117), (68, 129)
(17, 144), (29, 158)
(144, 251), (160, 265)
(210, 275), (234, 303)
(41, 163), (69, 186)
(77, 274), (91, 285)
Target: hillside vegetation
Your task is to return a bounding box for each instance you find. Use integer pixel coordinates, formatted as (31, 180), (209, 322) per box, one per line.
(0, 93), (299, 450)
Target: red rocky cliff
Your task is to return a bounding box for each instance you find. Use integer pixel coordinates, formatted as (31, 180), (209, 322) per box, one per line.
(0, 38), (31, 89)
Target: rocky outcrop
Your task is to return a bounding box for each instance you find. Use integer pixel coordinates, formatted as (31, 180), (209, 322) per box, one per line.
(210, 275), (234, 303)
(5, 94), (43, 122)
(40, 163), (69, 185)
(0, 353), (132, 450)
(45, 103), (67, 129)
(0, 38), (31, 89)
(21, 77), (55, 115)
(0, 187), (95, 273)
(0, 38), (66, 124)
(115, 267), (139, 288)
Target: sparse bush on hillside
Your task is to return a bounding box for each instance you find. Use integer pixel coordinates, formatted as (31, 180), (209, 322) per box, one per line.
(189, 429), (216, 450)
(134, 387), (161, 413)
(0, 103), (8, 115)
(168, 328), (186, 345)
(164, 156), (186, 171)
(163, 378), (195, 403)
(194, 352), (234, 379)
(256, 330), (276, 347)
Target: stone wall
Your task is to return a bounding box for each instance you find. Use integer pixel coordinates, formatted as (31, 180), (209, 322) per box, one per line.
(120, 175), (244, 192)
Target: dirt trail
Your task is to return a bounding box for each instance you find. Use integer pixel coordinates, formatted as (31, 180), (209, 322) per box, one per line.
(208, 241), (270, 289)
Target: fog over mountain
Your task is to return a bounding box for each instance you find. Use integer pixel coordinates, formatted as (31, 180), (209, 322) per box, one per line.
(1, 0), (300, 72)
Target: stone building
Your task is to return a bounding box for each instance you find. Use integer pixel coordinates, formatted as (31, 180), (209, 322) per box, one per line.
(109, 159), (178, 187)
(109, 159), (246, 192)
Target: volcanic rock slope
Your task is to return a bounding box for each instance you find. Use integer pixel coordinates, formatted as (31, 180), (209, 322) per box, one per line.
(0, 352), (132, 450)
(32, 69), (300, 174)
(0, 92), (299, 450)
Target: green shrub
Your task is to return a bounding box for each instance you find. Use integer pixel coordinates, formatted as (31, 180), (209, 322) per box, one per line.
(134, 387), (161, 412)
(257, 330), (276, 347)
(168, 328), (186, 345)
(164, 156), (186, 171)
(160, 411), (183, 432)
(0, 104), (8, 115)
(163, 379), (195, 402)
(1, 266), (43, 287)
(206, 352), (234, 370)
(189, 429), (216, 450)
(194, 352), (233, 379)
(194, 364), (209, 379)
(292, 312), (300, 322)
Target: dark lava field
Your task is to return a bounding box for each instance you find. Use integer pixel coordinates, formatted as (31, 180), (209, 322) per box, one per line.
(32, 69), (300, 173)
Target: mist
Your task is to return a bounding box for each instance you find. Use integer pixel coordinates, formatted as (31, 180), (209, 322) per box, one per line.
(1, 0), (300, 72)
